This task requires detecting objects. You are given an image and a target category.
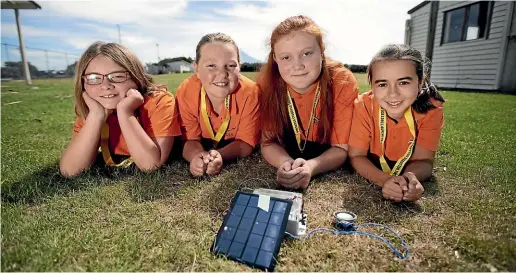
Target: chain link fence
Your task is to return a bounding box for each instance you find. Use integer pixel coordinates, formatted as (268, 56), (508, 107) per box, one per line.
(1, 43), (80, 79)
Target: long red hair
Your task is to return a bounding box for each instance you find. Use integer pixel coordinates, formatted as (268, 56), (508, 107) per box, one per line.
(257, 15), (349, 144)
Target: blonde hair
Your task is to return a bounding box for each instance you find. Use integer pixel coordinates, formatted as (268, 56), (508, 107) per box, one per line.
(73, 41), (165, 119)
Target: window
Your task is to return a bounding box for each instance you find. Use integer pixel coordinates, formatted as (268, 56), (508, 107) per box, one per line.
(442, 2), (490, 44)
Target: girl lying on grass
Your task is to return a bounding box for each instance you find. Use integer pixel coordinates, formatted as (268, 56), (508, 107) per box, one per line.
(258, 15), (359, 189)
(60, 41), (181, 177)
(349, 44), (445, 202)
(176, 33), (260, 177)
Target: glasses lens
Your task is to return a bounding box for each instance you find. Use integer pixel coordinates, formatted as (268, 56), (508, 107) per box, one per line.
(84, 74), (103, 85)
(107, 72), (128, 83)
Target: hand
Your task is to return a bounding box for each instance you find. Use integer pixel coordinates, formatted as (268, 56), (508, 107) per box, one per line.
(190, 151), (209, 177)
(83, 92), (112, 121)
(276, 159), (299, 187)
(116, 88), (144, 114)
(276, 158), (312, 189)
(206, 150), (223, 175)
(382, 176), (408, 202)
(402, 172), (424, 201)
(288, 158), (313, 189)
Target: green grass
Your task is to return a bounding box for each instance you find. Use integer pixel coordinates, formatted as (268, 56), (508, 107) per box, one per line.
(2, 72), (515, 271)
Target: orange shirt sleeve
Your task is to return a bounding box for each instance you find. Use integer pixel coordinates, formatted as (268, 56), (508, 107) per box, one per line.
(416, 103), (444, 151)
(176, 76), (202, 140)
(348, 95), (373, 151)
(331, 70), (359, 145)
(234, 85), (261, 148)
(140, 91), (181, 138)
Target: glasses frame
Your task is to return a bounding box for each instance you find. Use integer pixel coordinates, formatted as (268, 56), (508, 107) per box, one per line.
(82, 71), (131, 85)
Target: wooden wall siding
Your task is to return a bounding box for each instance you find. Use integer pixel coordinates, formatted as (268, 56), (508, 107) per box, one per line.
(430, 1), (508, 90)
(409, 3), (431, 54)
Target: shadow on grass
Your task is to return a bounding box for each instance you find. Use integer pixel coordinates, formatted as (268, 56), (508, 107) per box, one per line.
(124, 159), (194, 202)
(1, 160), (139, 205)
(339, 175), (440, 225)
(124, 152), (275, 204)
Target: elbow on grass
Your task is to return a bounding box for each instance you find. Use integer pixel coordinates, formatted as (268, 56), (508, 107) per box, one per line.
(59, 164), (84, 178)
(239, 143), (254, 158)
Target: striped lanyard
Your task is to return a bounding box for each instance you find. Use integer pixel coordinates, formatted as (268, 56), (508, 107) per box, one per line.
(286, 84), (320, 152)
(200, 86), (231, 146)
(378, 107), (416, 176)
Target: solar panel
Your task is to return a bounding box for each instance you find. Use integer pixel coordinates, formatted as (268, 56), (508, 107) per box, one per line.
(211, 191), (292, 271)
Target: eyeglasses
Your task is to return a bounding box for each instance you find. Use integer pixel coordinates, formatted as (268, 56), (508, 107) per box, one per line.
(82, 71), (130, 85)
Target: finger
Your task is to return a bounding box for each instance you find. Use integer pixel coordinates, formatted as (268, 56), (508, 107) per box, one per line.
(127, 88), (138, 96)
(416, 182), (425, 194)
(403, 171), (417, 181)
(382, 192), (401, 202)
(206, 165), (218, 175)
(291, 174), (311, 189)
(291, 158), (305, 169)
(394, 176), (409, 192)
(281, 170), (308, 186)
(278, 168), (302, 180)
(190, 162), (204, 177)
(281, 160), (293, 172)
(82, 92), (96, 106)
(193, 159), (205, 170)
(402, 192), (422, 201)
(209, 150), (219, 158)
(201, 152), (211, 164)
(383, 187), (403, 200)
(82, 91), (92, 101)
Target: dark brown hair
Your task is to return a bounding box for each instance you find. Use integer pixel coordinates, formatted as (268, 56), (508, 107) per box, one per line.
(367, 44), (445, 113)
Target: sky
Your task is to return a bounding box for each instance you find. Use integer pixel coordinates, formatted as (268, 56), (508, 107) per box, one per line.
(1, 0), (422, 71)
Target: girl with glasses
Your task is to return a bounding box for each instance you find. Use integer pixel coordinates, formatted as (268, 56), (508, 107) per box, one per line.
(59, 41), (181, 177)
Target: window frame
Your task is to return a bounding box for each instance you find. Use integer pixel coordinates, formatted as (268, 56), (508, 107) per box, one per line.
(440, 1), (493, 45)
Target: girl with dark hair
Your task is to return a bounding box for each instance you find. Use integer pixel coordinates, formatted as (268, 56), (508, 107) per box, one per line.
(349, 44), (445, 202)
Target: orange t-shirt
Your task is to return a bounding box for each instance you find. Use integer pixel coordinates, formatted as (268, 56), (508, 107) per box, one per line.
(262, 69), (359, 145)
(73, 91), (181, 156)
(176, 74), (261, 148)
(348, 90), (444, 161)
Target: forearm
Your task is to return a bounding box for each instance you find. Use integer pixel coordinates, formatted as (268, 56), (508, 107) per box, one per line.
(183, 140), (205, 162)
(350, 155), (391, 187)
(217, 140), (253, 161)
(260, 142), (293, 168)
(59, 115), (103, 177)
(306, 146), (348, 176)
(404, 159), (434, 182)
(117, 111), (161, 170)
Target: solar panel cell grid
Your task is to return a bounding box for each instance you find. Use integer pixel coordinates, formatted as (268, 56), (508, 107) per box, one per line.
(212, 192), (292, 271)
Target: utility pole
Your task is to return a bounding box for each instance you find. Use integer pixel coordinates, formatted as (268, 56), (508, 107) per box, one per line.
(45, 50), (49, 73)
(156, 43), (160, 61)
(116, 24), (121, 44)
(3, 43), (9, 62)
(15, 9), (31, 85)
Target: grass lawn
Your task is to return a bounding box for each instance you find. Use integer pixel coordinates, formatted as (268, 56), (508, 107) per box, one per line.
(1, 72), (515, 271)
